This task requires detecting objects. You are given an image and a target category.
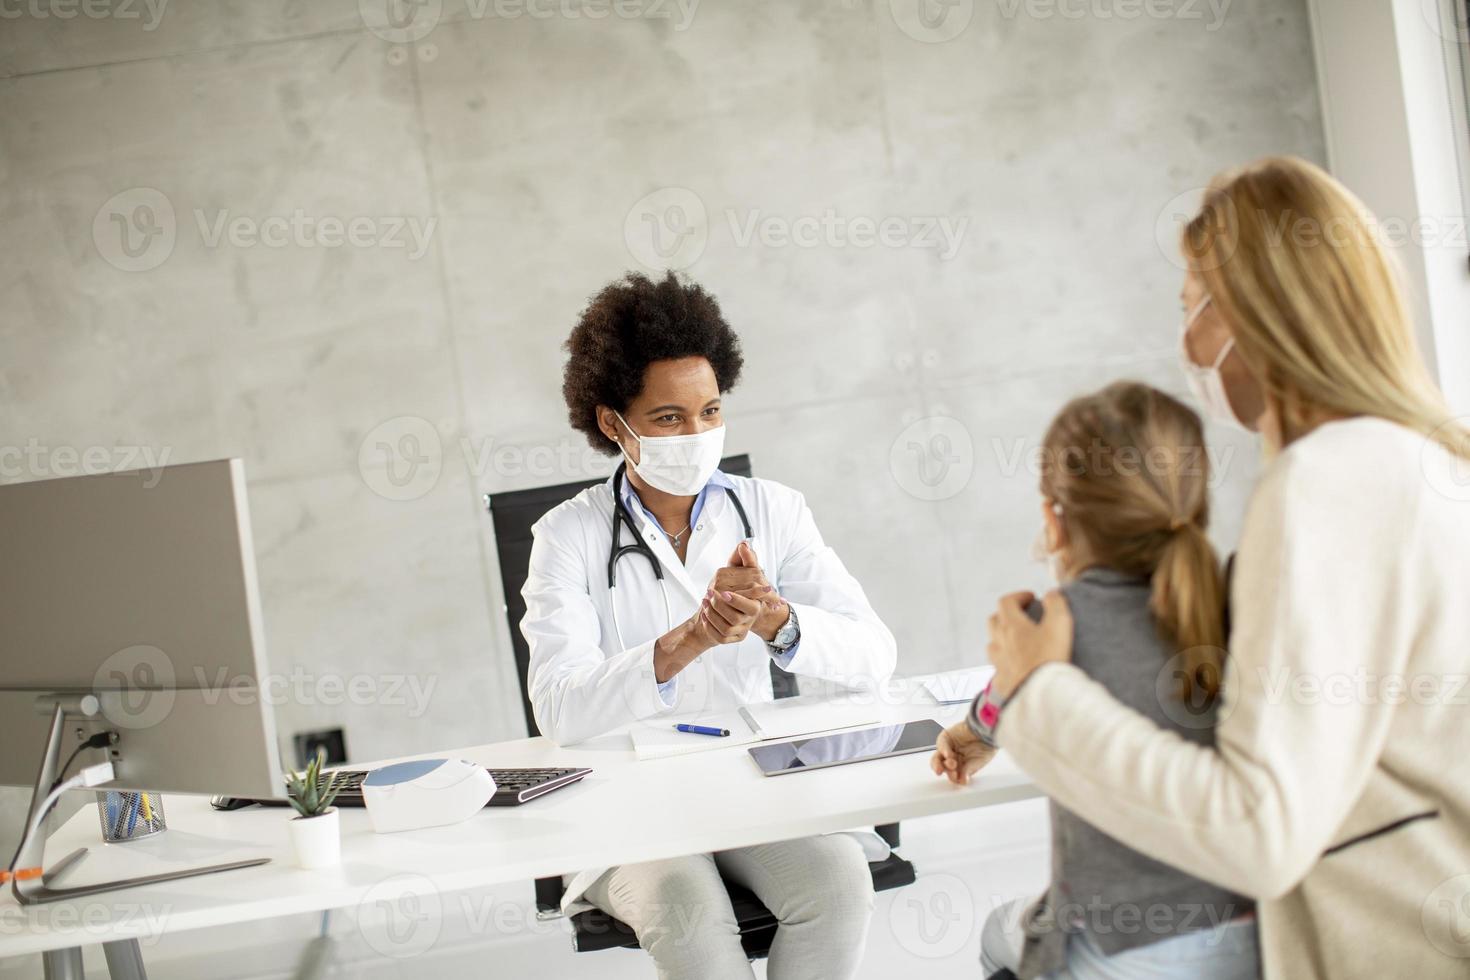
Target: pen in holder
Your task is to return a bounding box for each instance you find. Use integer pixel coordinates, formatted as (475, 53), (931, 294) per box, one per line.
(97, 791), (167, 842)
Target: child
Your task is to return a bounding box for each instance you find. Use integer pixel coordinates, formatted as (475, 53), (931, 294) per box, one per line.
(932, 381), (1259, 980)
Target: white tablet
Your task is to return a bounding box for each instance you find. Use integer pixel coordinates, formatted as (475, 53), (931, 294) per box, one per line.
(746, 719), (944, 776)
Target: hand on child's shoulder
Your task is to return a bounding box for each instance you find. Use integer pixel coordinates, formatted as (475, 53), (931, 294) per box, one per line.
(990, 589), (1075, 697)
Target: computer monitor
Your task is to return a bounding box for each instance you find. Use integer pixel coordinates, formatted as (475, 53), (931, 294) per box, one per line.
(0, 459), (286, 902)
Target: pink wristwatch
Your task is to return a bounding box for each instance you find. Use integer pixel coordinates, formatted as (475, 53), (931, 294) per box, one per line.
(966, 681), (1005, 747)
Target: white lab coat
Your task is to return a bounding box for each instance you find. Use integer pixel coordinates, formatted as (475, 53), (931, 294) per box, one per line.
(520, 471), (898, 909)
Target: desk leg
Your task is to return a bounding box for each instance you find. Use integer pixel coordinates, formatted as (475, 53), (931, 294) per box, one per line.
(103, 939), (148, 980)
(41, 947), (83, 980)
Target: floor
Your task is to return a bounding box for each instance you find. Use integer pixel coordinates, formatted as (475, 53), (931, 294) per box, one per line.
(0, 799), (1049, 979)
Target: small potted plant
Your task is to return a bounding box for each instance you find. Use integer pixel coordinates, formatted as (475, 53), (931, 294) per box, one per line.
(285, 749), (344, 869)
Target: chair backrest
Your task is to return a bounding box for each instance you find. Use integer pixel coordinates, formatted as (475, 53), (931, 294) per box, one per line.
(485, 453), (796, 738)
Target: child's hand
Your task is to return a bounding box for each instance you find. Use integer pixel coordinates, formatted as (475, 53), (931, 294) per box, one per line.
(930, 721), (997, 786)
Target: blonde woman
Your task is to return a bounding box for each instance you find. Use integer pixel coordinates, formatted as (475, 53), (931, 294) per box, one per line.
(969, 156), (1470, 977)
(934, 381), (1259, 978)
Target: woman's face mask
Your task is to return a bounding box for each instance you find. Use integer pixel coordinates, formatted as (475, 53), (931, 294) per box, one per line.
(1179, 295), (1249, 431)
(614, 410), (725, 497)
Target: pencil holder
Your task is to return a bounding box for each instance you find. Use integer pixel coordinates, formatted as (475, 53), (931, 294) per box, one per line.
(97, 791), (167, 842)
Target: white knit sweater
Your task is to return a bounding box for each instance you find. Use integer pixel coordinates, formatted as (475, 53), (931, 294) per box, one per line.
(999, 417), (1470, 978)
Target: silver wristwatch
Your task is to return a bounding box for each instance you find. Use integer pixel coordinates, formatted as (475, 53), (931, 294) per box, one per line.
(769, 604), (800, 653)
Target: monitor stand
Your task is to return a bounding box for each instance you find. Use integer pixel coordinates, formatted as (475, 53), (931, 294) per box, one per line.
(10, 699), (270, 907)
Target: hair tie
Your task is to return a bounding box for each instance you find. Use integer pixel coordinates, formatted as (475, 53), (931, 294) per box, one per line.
(1169, 517), (1187, 531)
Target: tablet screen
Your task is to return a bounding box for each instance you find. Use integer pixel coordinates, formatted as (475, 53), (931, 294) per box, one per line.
(747, 719), (943, 776)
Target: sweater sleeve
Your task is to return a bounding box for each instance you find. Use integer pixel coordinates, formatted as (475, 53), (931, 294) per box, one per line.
(997, 435), (1420, 899)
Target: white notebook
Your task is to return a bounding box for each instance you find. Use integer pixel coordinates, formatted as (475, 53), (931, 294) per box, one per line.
(629, 709), (761, 761)
(631, 695), (884, 761)
(917, 666), (996, 705)
(736, 695), (881, 742)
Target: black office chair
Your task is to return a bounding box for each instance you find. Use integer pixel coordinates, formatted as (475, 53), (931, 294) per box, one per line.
(485, 454), (916, 957)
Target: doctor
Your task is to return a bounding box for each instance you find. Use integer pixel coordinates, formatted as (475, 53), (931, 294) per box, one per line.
(521, 270), (897, 980)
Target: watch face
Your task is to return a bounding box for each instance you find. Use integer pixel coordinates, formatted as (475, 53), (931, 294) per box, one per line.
(775, 611), (798, 647)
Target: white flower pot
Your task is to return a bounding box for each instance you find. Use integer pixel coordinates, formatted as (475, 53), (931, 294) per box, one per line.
(288, 808), (341, 869)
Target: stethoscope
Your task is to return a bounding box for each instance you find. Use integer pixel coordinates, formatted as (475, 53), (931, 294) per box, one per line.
(607, 461), (752, 650)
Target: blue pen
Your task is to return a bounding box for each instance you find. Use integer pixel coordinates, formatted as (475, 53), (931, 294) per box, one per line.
(675, 723), (730, 737)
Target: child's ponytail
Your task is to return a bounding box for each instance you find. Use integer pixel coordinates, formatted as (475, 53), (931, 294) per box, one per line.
(1149, 523), (1226, 704)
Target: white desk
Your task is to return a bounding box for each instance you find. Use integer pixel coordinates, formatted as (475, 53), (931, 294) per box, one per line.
(0, 690), (1039, 962)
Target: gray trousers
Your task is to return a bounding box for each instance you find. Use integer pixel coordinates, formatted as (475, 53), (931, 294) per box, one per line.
(583, 834), (875, 980)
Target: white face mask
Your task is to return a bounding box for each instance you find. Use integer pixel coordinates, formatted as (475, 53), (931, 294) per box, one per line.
(614, 410), (726, 497)
(1179, 296), (1248, 432)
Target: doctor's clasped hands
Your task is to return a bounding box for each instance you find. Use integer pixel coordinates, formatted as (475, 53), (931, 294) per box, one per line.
(651, 542), (783, 683)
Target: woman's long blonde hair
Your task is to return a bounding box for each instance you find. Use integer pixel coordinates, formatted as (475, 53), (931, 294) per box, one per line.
(1041, 382), (1225, 702)
(1182, 155), (1469, 458)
